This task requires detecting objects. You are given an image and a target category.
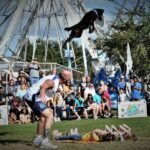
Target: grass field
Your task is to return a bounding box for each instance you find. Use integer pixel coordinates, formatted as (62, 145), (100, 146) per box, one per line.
(0, 117), (150, 150)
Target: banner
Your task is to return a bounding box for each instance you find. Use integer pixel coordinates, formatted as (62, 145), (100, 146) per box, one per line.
(118, 100), (147, 118)
(0, 105), (8, 125)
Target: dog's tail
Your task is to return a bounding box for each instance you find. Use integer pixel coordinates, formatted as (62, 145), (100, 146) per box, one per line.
(64, 27), (71, 31)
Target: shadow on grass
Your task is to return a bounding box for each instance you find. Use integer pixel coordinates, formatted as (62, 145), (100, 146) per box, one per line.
(0, 140), (32, 146)
(0, 132), (11, 136)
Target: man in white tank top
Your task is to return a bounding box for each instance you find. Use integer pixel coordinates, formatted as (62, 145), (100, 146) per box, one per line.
(24, 69), (72, 149)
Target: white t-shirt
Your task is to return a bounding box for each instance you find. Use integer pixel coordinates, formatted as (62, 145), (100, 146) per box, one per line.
(24, 74), (59, 102)
(119, 93), (127, 102)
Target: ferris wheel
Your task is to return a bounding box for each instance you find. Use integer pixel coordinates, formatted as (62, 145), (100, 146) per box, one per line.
(0, 1), (98, 58)
(0, 0), (129, 75)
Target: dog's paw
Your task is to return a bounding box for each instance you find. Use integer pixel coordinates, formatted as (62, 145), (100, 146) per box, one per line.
(64, 27), (70, 31)
(89, 29), (94, 33)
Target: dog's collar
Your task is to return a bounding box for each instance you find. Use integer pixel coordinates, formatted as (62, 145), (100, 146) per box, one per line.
(93, 9), (99, 17)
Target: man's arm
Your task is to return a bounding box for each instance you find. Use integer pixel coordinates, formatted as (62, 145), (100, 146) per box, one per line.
(40, 79), (54, 102)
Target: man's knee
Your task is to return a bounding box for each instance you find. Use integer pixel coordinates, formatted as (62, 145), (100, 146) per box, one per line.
(42, 108), (53, 119)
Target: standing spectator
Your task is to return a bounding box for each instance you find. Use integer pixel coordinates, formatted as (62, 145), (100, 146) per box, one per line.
(86, 76), (91, 88)
(131, 76), (142, 101)
(143, 79), (150, 101)
(117, 76), (126, 92)
(130, 78), (135, 91)
(99, 80), (108, 92)
(78, 76), (87, 98)
(28, 58), (40, 86)
(118, 88), (127, 102)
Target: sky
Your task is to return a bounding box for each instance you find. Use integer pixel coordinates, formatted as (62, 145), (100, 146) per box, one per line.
(0, 0), (142, 57)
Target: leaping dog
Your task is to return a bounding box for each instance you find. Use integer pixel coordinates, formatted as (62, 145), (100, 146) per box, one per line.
(63, 8), (104, 48)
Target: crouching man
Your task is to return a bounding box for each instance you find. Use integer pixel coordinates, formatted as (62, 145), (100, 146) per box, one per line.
(24, 69), (72, 149)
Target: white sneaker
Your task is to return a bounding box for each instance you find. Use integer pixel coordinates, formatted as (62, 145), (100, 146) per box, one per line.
(77, 117), (81, 120)
(40, 138), (58, 149)
(74, 128), (79, 135)
(54, 117), (57, 122)
(70, 129), (74, 135)
(57, 117), (61, 122)
(32, 135), (43, 146)
(94, 115), (98, 120)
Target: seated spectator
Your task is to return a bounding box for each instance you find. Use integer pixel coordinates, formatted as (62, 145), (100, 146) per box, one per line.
(65, 94), (81, 120)
(84, 93), (99, 120)
(75, 92), (88, 119)
(9, 97), (22, 121)
(16, 70), (29, 86)
(84, 83), (96, 100)
(98, 87), (111, 117)
(19, 107), (31, 124)
(62, 80), (73, 99)
(118, 88), (127, 102)
(6, 79), (17, 96)
(16, 83), (28, 99)
(93, 93), (103, 117)
(52, 89), (65, 122)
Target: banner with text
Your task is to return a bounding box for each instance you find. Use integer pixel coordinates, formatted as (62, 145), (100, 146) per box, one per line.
(118, 100), (147, 118)
(0, 105), (8, 125)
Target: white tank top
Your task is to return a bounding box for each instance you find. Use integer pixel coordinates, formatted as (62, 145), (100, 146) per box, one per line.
(24, 74), (59, 101)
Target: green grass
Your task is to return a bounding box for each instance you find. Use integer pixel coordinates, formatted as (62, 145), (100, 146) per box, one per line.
(0, 117), (150, 150)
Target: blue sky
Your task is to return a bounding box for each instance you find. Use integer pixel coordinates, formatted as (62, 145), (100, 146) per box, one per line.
(0, 0), (142, 57)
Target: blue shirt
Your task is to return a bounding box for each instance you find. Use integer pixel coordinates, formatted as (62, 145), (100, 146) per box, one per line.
(93, 93), (102, 104)
(118, 82), (126, 91)
(131, 82), (142, 99)
(75, 97), (85, 107)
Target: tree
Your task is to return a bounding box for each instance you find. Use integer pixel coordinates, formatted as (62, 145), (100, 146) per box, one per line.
(96, 0), (150, 77)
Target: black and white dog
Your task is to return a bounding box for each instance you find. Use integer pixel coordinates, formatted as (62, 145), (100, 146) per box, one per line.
(63, 9), (104, 48)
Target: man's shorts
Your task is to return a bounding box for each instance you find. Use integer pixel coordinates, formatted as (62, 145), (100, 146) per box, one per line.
(25, 99), (48, 117)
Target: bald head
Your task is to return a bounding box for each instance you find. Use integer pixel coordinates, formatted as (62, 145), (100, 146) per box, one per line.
(60, 69), (72, 82)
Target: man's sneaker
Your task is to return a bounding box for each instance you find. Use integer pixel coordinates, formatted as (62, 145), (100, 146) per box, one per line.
(54, 117), (57, 122)
(77, 117), (81, 120)
(40, 138), (58, 149)
(32, 135), (43, 146)
(57, 117), (61, 122)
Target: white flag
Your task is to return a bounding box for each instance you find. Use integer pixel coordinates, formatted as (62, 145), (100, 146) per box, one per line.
(126, 42), (133, 75)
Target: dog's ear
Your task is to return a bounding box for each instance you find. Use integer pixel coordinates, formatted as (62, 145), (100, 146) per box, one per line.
(97, 9), (104, 20)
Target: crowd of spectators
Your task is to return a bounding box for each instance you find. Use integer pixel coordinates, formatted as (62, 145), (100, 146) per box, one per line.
(0, 60), (150, 124)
